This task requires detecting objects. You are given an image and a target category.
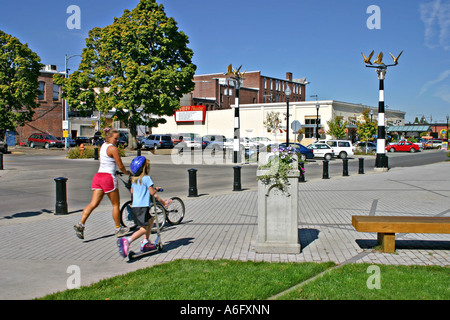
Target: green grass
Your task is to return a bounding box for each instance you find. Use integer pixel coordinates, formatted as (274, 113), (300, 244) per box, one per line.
(278, 263), (450, 300)
(38, 260), (449, 300)
(39, 259), (335, 300)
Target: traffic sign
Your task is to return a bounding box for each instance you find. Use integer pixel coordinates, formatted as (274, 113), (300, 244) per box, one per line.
(291, 120), (301, 133)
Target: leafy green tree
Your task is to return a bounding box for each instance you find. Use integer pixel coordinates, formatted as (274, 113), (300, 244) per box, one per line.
(55, 0), (196, 148)
(356, 109), (377, 153)
(0, 30), (44, 140)
(326, 116), (348, 139)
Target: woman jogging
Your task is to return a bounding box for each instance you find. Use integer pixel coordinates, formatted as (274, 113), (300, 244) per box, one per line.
(74, 128), (130, 239)
(117, 156), (170, 258)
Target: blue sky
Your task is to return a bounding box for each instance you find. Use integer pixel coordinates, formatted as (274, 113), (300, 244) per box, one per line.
(1, 0), (449, 123)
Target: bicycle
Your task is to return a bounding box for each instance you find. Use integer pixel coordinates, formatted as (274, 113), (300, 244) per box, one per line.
(117, 173), (185, 232)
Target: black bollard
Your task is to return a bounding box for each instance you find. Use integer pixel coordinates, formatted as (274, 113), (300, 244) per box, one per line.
(342, 158), (349, 176)
(298, 162), (305, 182)
(137, 148), (141, 157)
(359, 158), (365, 174)
(54, 177), (68, 215)
(94, 147), (99, 160)
(188, 168), (198, 197)
(233, 166), (242, 191)
(385, 156), (389, 169)
(0, 152), (3, 170)
(322, 160), (329, 179)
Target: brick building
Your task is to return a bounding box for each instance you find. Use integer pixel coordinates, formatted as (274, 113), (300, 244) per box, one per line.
(15, 65), (64, 144)
(191, 71), (308, 110)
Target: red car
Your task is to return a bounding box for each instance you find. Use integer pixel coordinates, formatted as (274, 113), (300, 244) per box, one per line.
(386, 141), (420, 153)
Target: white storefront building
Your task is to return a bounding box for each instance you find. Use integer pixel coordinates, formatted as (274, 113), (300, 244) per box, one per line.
(152, 100), (405, 146)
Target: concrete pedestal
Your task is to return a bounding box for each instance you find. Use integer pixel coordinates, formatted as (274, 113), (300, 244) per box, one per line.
(256, 169), (300, 254)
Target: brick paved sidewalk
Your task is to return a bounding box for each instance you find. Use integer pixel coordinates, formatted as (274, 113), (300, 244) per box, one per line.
(0, 161), (448, 299)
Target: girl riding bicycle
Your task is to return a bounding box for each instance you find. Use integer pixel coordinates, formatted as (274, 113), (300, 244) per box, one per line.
(117, 156), (171, 258)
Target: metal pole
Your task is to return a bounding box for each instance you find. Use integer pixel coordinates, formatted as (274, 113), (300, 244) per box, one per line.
(342, 158), (349, 176)
(233, 166), (242, 191)
(54, 177), (68, 215)
(286, 96), (290, 147)
(187, 168), (198, 197)
(375, 68), (388, 170)
(64, 54), (68, 150)
(322, 160), (329, 179)
(298, 162), (305, 182)
(359, 158), (365, 174)
(233, 80), (241, 164)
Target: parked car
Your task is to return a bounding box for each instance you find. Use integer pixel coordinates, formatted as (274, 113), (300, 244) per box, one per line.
(386, 141), (420, 153)
(240, 137), (254, 149)
(91, 131), (105, 146)
(56, 137), (76, 147)
(355, 141), (377, 154)
(142, 134), (174, 150)
(307, 143), (335, 160)
(169, 134), (184, 145)
(0, 140), (7, 153)
(317, 139), (354, 159)
(279, 143), (314, 161)
(177, 133), (202, 149)
(224, 138), (234, 150)
(75, 136), (91, 146)
(203, 135), (227, 151)
(428, 139), (443, 149)
(28, 133), (64, 148)
(250, 136), (272, 147)
(118, 132), (129, 147)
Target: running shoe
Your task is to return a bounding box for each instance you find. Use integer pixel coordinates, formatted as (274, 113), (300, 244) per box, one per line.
(115, 226), (129, 237)
(117, 238), (129, 258)
(74, 223), (85, 239)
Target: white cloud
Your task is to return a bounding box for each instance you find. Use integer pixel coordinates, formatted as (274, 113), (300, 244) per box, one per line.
(419, 0), (450, 50)
(434, 84), (450, 102)
(419, 69), (450, 97)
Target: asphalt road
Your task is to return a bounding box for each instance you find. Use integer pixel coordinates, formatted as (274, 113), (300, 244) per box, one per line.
(0, 147), (447, 219)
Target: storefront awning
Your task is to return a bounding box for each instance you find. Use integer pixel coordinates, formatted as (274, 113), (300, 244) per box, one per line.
(386, 125), (431, 132)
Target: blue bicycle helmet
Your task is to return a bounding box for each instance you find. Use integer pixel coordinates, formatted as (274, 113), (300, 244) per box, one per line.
(130, 156), (146, 175)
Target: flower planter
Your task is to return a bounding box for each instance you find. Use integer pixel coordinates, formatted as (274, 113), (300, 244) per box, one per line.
(256, 169), (301, 254)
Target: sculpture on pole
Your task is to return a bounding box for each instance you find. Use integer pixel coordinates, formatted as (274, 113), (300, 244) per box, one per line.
(362, 50), (403, 170)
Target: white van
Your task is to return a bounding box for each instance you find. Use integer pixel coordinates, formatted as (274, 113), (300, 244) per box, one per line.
(318, 139), (354, 159)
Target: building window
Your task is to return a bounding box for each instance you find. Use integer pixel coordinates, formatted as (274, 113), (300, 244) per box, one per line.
(53, 84), (60, 101)
(38, 81), (45, 100)
(264, 78), (267, 90)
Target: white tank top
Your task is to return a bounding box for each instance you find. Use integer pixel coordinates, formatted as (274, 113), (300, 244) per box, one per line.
(98, 143), (117, 175)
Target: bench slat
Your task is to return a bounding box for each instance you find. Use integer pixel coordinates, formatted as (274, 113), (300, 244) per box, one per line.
(352, 216), (450, 234)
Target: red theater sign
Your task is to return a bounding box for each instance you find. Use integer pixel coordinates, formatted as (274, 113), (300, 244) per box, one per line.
(175, 106), (206, 122)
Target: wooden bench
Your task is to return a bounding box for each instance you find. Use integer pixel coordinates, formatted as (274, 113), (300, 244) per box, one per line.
(352, 216), (450, 253)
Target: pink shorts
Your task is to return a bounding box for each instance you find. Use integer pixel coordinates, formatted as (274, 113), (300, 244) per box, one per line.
(91, 173), (118, 193)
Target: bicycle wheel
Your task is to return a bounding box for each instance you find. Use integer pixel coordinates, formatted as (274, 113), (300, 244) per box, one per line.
(120, 200), (137, 230)
(150, 202), (166, 233)
(166, 197), (185, 225)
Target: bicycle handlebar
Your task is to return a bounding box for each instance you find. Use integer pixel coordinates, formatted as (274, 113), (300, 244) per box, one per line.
(116, 171), (163, 192)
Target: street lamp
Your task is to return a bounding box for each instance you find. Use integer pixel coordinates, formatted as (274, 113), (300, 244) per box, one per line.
(285, 84), (291, 146)
(362, 50), (402, 171)
(447, 114), (449, 150)
(310, 95), (319, 141)
(225, 64), (246, 163)
(64, 54), (81, 149)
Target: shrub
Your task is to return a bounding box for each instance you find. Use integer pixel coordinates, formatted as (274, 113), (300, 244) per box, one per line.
(66, 145), (125, 159)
